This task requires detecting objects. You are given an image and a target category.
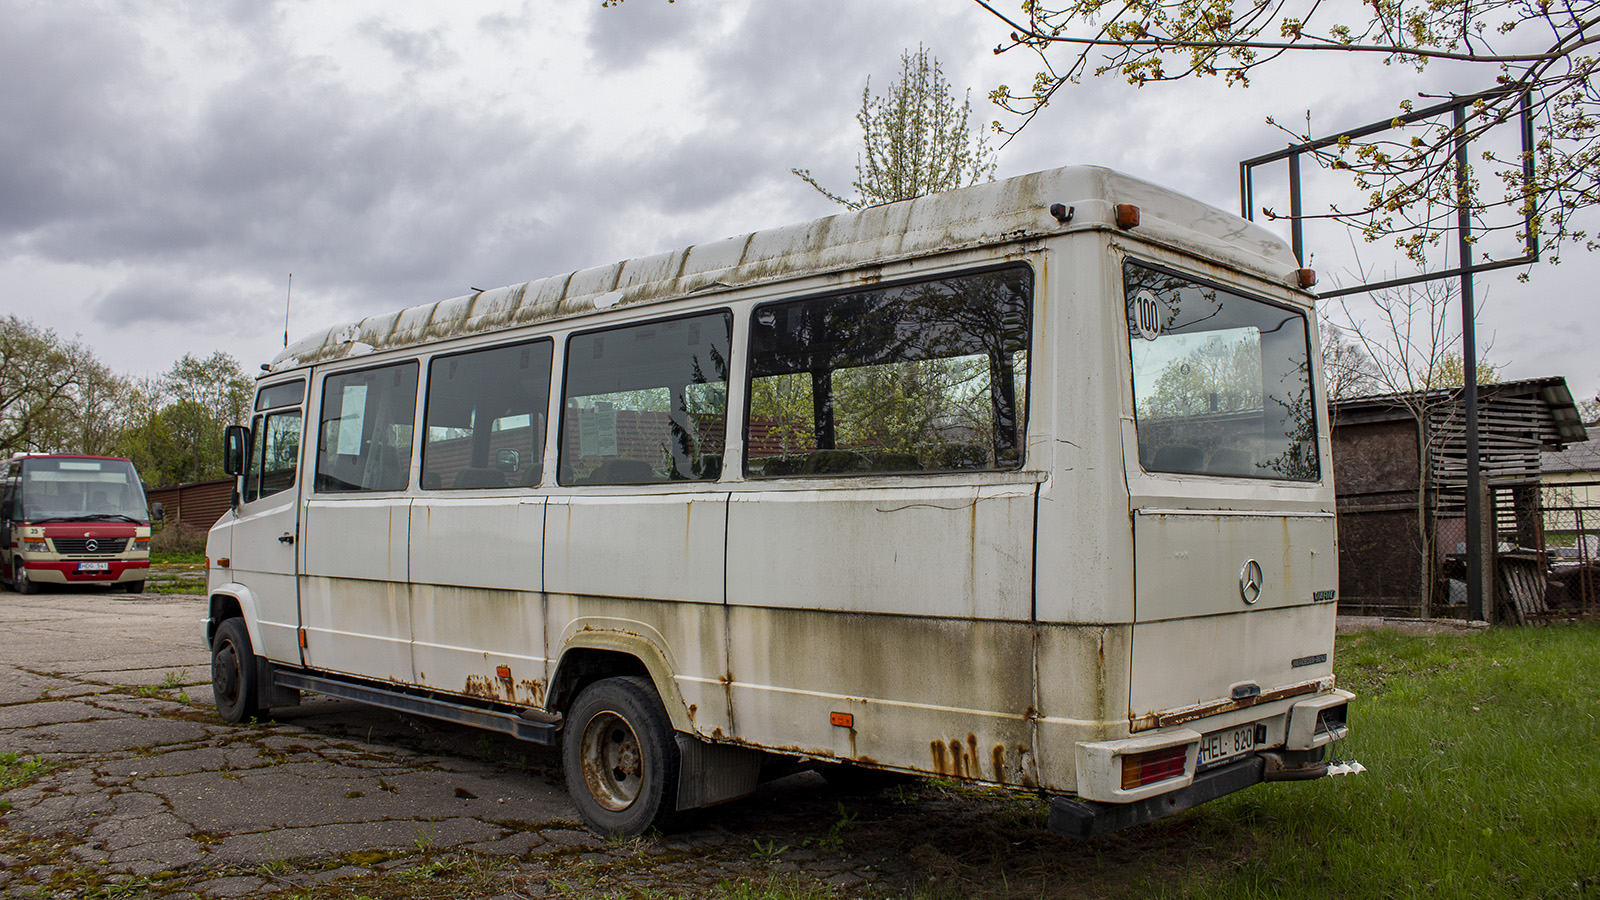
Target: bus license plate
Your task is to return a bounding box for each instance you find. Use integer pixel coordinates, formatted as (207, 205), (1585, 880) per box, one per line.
(76, 562), (110, 572)
(1198, 724), (1257, 768)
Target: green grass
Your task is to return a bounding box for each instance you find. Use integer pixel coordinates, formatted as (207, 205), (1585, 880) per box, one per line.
(1140, 624), (1600, 900)
(0, 751), (54, 793)
(150, 550), (206, 566)
(144, 579), (206, 595)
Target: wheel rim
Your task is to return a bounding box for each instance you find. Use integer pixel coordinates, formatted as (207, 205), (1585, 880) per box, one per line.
(579, 711), (645, 812)
(213, 639), (241, 706)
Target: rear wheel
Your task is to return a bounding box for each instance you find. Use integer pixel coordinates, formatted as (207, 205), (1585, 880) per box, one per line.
(562, 676), (680, 837)
(211, 618), (262, 723)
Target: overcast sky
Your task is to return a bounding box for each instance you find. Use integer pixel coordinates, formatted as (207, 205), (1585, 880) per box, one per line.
(3, 0), (1593, 402)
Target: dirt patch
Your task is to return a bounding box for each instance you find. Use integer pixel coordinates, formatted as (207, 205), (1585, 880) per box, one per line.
(1336, 615), (1490, 636)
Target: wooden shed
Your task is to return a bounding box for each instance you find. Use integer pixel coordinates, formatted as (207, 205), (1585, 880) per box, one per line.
(1330, 376), (1587, 620)
(145, 478), (234, 532)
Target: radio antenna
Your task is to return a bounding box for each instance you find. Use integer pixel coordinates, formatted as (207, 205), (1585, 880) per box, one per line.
(283, 273), (293, 347)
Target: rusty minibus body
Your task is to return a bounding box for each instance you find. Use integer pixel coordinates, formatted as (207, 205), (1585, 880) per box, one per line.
(204, 165), (1351, 838)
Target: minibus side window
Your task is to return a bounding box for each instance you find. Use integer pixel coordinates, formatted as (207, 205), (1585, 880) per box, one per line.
(422, 339), (554, 490)
(559, 313), (732, 485)
(257, 412), (301, 498)
(315, 362), (419, 492)
(746, 266), (1031, 477)
(1125, 261), (1319, 481)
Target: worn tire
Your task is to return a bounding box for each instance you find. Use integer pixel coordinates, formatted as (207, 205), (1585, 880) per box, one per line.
(562, 676), (680, 837)
(211, 617), (262, 723)
(15, 567), (38, 595)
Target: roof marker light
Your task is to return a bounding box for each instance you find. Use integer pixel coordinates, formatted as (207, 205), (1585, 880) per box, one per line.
(1115, 204), (1141, 229)
(1295, 268), (1318, 289)
(1049, 203), (1074, 224)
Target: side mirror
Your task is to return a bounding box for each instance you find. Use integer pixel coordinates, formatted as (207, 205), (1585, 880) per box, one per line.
(223, 424), (250, 476)
(0, 499), (11, 520)
(495, 447), (521, 474)
(150, 501), (165, 523)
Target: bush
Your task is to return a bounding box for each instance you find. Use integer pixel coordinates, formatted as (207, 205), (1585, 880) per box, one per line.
(150, 521), (208, 556)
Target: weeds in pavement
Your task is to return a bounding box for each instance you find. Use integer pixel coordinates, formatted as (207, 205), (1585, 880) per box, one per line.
(0, 752), (54, 793)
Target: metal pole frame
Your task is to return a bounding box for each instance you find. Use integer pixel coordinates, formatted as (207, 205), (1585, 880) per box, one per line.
(1238, 88), (1539, 296)
(1239, 88), (1541, 623)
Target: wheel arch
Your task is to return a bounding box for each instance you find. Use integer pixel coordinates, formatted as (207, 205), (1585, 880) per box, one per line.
(549, 630), (692, 734)
(206, 584), (265, 652)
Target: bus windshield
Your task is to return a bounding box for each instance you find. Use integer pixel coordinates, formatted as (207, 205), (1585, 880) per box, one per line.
(1125, 260), (1320, 481)
(19, 458), (149, 522)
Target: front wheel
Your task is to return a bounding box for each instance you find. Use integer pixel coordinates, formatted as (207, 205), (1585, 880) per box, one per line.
(15, 567), (37, 595)
(211, 618), (262, 723)
(124, 580), (145, 594)
(562, 676), (680, 837)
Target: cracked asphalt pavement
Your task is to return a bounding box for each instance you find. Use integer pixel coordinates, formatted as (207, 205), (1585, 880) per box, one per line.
(3, 590), (1077, 899)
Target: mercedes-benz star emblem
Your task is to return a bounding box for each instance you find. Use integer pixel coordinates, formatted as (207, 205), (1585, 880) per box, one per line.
(86, 539), (99, 552)
(1240, 559), (1264, 604)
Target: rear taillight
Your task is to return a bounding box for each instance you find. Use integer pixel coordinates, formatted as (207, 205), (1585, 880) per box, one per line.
(1121, 745), (1188, 790)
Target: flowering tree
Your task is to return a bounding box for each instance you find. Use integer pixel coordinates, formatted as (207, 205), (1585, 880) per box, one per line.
(976, 0), (1597, 262)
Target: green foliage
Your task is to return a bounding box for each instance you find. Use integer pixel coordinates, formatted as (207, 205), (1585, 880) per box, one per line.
(0, 319), (252, 489)
(0, 315), (124, 456)
(0, 751), (54, 792)
(980, 0), (1597, 260)
(1426, 351), (1504, 389)
(112, 351), (253, 486)
(793, 45), (997, 209)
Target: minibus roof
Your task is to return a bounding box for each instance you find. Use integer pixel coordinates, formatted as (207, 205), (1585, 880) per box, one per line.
(268, 165), (1302, 373)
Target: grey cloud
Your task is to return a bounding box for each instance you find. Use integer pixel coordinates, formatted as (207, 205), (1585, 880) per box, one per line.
(90, 273), (228, 329)
(477, 3), (533, 42)
(583, 1), (706, 69)
(359, 19), (459, 71)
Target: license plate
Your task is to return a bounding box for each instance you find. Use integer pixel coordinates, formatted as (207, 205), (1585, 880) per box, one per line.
(1197, 724), (1258, 768)
(76, 562), (110, 572)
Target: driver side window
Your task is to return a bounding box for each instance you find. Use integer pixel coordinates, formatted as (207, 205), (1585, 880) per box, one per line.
(244, 410), (302, 504)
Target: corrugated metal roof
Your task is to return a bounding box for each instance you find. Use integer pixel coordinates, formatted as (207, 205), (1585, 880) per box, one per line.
(1333, 376), (1588, 445)
(265, 165), (1305, 373)
(1544, 425), (1600, 474)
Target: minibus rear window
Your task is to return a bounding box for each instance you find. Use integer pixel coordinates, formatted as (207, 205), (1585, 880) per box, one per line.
(1126, 261), (1319, 481)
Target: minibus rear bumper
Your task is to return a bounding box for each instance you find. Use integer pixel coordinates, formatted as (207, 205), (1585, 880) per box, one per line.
(1049, 755), (1264, 839)
(1051, 689), (1353, 838)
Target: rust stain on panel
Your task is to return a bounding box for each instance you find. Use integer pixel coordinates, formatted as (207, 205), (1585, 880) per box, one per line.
(464, 675), (500, 701)
(519, 679), (546, 706)
(930, 740), (948, 775)
(992, 745), (1008, 784)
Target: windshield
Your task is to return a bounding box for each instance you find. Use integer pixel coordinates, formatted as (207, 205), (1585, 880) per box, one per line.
(1125, 261), (1320, 482)
(19, 458), (150, 522)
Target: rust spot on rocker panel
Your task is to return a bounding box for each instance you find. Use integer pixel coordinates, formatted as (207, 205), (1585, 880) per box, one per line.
(463, 675), (547, 707)
(520, 679), (547, 706)
(464, 675), (498, 700)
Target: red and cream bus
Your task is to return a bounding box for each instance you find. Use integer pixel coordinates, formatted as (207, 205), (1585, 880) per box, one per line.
(2, 454), (157, 594)
(206, 165), (1352, 838)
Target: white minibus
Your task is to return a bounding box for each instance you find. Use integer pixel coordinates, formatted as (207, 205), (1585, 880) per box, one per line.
(206, 165), (1351, 838)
